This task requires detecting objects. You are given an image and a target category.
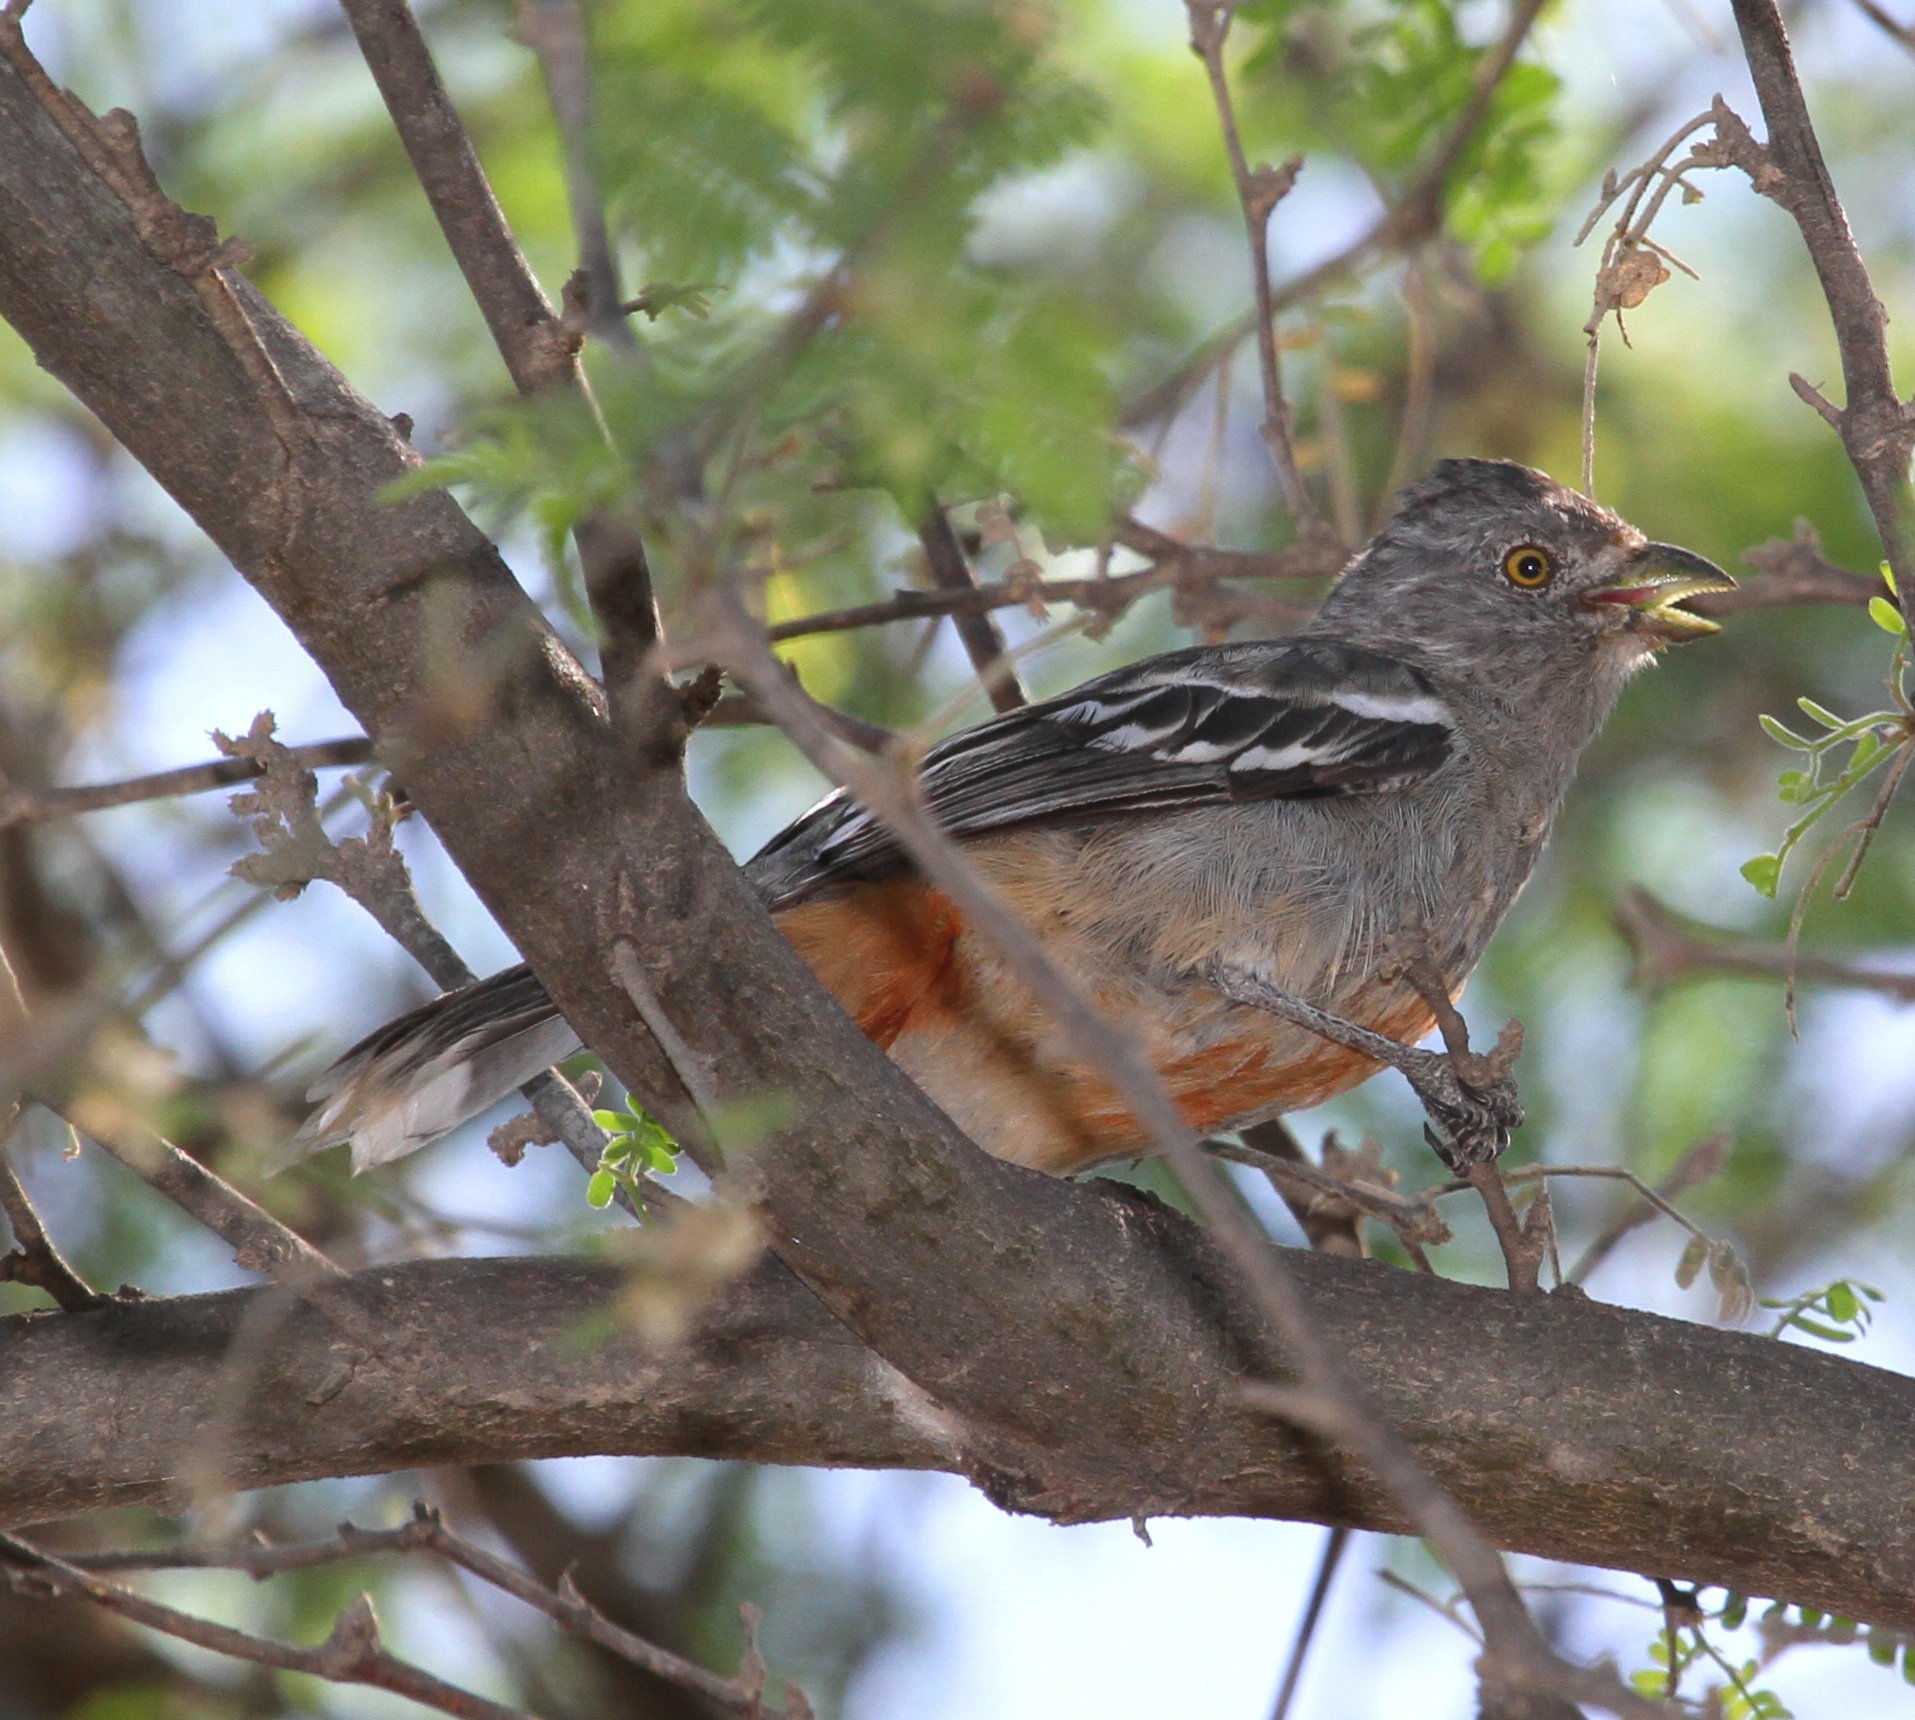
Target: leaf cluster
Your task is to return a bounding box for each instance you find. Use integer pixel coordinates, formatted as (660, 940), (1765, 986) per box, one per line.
(587, 1096), (682, 1210)
(1741, 576), (1913, 902)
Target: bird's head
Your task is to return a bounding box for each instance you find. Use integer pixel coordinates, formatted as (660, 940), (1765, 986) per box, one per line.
(1312, 459), (1733, 704)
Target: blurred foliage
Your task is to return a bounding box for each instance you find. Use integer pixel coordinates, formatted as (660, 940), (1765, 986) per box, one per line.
(4, 0), (1915, 1715)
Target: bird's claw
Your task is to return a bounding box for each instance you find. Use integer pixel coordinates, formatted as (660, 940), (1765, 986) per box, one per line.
(1406, 1055), (1524, 1171)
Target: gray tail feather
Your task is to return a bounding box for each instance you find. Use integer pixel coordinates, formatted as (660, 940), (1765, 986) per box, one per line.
(280, 964), (582, 1174)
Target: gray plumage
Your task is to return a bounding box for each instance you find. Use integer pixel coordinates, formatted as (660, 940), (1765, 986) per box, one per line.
(290, 459), (1731, 1173)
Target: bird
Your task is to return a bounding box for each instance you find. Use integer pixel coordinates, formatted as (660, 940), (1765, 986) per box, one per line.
(291, 459), (1731, 1176)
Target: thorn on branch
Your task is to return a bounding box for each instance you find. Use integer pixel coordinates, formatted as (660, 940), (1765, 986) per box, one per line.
(1788, 371), (1844, 429)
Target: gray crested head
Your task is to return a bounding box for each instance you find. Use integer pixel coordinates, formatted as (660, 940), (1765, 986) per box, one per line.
(1304, 458), (1732, 716)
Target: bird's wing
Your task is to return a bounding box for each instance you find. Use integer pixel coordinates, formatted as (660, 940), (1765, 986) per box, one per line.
(746, 640), (1456, 909)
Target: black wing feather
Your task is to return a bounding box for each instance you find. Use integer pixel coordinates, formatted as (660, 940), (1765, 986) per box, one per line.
(747, 640), (1454, 909)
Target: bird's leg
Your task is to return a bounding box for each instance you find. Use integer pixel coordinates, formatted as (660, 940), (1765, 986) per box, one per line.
(1206, 961), (1524, 1170)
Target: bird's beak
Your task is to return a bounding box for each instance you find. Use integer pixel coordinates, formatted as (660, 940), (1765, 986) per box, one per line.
(1584, 544), (1736, 642)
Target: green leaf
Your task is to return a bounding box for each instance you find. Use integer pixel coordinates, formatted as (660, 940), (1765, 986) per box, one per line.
(586, 1169), (618, 1209)
(1902, 1640), (1915, 1682)
(1758, 714), (1811, 749)
(1675, 1232), (1709, 1289)
(1740, 853), (1782, 897)
(1719, 1592), (1748, 1629)
(1826, 1280), (1859, 1323)
(1869, 595), (1907, 636)
(1786, 1317), (1856, 1342)
(1869, 1631), (1899, 1666)
(1797, 696), (1845, 729)
(591, 1110), (625, 1132)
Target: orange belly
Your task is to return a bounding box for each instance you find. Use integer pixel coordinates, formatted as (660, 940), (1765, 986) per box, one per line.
(775, 880), (1435, 1175)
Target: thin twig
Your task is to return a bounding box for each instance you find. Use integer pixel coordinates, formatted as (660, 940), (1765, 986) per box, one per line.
(334, 0), (575, 394)
(516, 0), (629, 352)
(1187, 0), (1320, 534)
(0, 1107), (106, 1310)
(0, 735), (373, 829)
(766, 533), (1334, 643)
(1725, 0), (1915, 587)
(65, 1108), (376, 1342)
(35, 1507), (813, 1720)
(514, 0), (663, 676)
(917, 503), (1026, 712)
(1615, 887), (1915, 1004)
(1270, 1526), (1348, 1720)
(0, 1531), (538, 1720)
(1849, 0), (1915, 54)
(1212, 1128), (1451, 1261)
(1565, 1136), (1731, 1289)
(220, 716), (614, 1197)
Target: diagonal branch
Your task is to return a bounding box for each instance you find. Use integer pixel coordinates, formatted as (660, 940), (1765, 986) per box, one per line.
(334, 0), (576, 395)
(917, 503), (1027, 712)
(1725, 0), (1915, 587)
(703, 597), (1641, 1719)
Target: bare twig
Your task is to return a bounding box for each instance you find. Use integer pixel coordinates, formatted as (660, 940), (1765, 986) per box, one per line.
(1233, 1117), (1365, 1258)
(0, 1530), (538, 1720)
(334, 0), (576, 394)
(0, 1110), (105, 1310)
(1726, 0), (1915, 589)
(516, 0), (628, 352)
(220, 715), (615, 1195)
(1186, 0), (1320, 535)
(1615, 887), (1915, 1004)
(1380, 257), (1437, 519)
(1849, 0), (1915, 54)
(62, 1105), (375, 1342)
(1214, 1125), (1452, 1263)
(341, 0), (659, 681)
(1702, 524), (1880, 614)
(33, 1505), (815, 1719)
(767, 528), (1336, 645)
(1270, 1526), (1348, 1720)
(1566, 1135), (1731, 1288)
(513, 0), (663, 677)
(917, 503), (1026, 711)
(0, 735), (373, 830)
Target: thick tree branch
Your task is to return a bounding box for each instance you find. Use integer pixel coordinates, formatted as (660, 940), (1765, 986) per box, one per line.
(7, 1251), (1915, 1635)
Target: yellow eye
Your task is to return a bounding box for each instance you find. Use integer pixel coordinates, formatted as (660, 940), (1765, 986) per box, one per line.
(1502, 544), (1554, 588)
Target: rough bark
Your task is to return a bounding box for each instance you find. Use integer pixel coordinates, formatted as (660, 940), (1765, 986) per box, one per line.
(7, 1248), (1915, 1632)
